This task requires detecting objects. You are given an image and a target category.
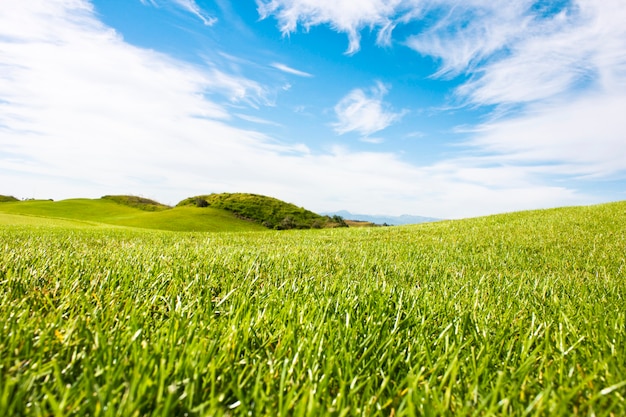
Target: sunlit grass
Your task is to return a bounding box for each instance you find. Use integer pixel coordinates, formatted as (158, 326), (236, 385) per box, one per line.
(0, 199), (266, 232)
(0, 213), (102, 228)
(1, 202), (625, 415)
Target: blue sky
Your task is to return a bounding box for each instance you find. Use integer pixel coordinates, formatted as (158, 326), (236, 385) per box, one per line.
(1, 0), (625, 218)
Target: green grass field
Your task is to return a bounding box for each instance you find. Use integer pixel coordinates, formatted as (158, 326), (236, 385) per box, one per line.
(0, 198), (266, 232)
(1, 201), (625, 415)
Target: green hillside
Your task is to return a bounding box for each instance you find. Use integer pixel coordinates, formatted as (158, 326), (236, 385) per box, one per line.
(0, 195), (19, 202)
(0, 212), (102, 228)
(1, 201), (624, 415)
(177, 192), (343, 229)
(101, 195), (170, 211)
(0, 198), (266, 232)
(0, 193), (345, 231)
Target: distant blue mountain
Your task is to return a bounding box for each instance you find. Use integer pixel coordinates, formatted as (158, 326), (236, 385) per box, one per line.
(323, 210), (441, 226)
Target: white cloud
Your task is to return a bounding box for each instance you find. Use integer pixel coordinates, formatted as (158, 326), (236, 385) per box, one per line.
(270, 62), (313, 77)
(448, 0), (626, 189)
(467, 92), (626, 178)
(256, 0), (415, 54)
(405, 1), (535, 76)
(288, 148), (590, 218)
(333, 82), (405, 136)
(0, 1), (272, 192)
(173, 0), (217, 26)
(360, 137), (385, 144)
(235, 113), (283, 126)
(203, 67), (272, 107)
(141, 0), (217, 25)
(451, 0), (626, 106)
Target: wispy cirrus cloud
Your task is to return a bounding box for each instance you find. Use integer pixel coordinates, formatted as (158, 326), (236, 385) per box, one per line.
(404, 1), (535, 77)
(174, 0), (217, 26)
(450, 0), (626, 182)
(455, 0), (626, 106)
(333, 82), (405, 137)
(256, 0), (415, 54)
(270, 62), (313, 77)
(235, 113), (283, 126)
(140, 0), (217, 26)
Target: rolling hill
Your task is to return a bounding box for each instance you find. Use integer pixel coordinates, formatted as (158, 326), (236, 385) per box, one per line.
(0, 197), (266, 232)
(0, 195), (19, 203)
(177, 193), (344, 229)
(0, 193), (349, 232)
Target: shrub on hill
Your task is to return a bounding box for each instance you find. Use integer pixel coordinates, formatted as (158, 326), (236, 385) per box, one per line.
(177, 192), (344, 230)
(0, 195), (19, 203)
(101, 195), (170, 211)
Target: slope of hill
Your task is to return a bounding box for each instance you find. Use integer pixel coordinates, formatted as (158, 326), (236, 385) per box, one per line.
(0, 193), (350, 231)
(0, 212), (103, 228)
(0, 195), (19, 203)
(177, 193), (341, 229)
(101, 195), (170, 211)
(0, 198), (266, 232)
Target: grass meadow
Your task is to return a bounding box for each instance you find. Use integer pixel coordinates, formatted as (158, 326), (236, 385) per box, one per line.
(0, 199), (267, 232)
(1, 202), (625, 415)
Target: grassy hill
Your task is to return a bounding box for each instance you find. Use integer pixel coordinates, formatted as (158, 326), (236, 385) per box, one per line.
(0, 195), (19, 202)
(101, 195), (170, 211)
(0, 212), (103, 228)
(0, 197), (266, 232)
(0, 193), (351, 231)
(1, 200), (624, 415)
(177, 192), (344, 229)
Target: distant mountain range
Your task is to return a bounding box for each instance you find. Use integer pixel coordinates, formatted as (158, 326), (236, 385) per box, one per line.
(323, 210), (441, 226)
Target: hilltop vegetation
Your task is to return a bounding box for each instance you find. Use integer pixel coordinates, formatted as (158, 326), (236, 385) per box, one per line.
(178, 192), (345, 229)
(0, 195), (18, 202)
(101, 195), (170, 211)
(1, 201), (625, 415)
